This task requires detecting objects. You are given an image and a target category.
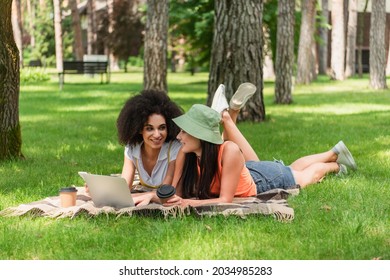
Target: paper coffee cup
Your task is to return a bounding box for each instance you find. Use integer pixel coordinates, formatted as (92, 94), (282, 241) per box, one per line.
(156, 185), (176, 204)
(59, 187), (78, 207)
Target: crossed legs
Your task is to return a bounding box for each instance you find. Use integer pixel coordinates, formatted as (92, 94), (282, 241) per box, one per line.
(212, 83), (350, 189)
(289, 151), (340, 188)
(221, 109), (342, 188)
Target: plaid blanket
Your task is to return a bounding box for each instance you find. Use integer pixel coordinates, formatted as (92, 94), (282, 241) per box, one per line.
(0, 186), (299, 222)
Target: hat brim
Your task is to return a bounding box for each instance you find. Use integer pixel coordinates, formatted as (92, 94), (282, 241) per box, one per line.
(173, 114), (223, 144)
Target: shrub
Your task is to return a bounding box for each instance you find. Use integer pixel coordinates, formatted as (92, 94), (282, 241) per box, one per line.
(20, 67), (51, 84)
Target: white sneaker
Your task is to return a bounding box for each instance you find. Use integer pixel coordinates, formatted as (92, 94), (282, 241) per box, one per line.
(211, 84), (229, 113)
(333, 141), (357, 170)
(229, 82), (257, 110)
(337, 164), (348, 176)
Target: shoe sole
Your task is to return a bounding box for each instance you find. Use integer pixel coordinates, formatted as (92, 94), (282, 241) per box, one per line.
(338, 142), (357, 170)
(230, 83), (256, 109)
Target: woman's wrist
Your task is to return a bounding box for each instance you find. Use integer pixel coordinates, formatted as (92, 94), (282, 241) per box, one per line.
(149, 191), (159, 203)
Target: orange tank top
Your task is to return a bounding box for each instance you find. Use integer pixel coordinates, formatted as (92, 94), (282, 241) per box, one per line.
(207, 142), (256, 197)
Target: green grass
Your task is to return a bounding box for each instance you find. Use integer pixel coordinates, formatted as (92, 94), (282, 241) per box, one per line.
(0, 71), (389, 260)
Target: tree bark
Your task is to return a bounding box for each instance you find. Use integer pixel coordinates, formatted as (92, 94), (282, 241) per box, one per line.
(12, 0), (23, 67)
(0, 0), (23, 160)
(330, 0), (345, 80)
(275, 0), (295, 104)
(53, 0), (63, 73)
(26, 0), (36, 48)
(310, 8), (318, 81)
(69, 0), (84, 60)
(345, 0), (357, 77)
(386, 29), (390, 76)
(208, 0), (265, 122)
(107, 0), (120, 71)
(357, 0), (368, 77)
(296, 0), (316, 84)
(318, 0), (329, 75)
(87, 0), (97, 55)
(369, 0), (387, 89)
(40, 0), (47, 8)
(263, 27), (275, 79)
(143, 0), (168, 92)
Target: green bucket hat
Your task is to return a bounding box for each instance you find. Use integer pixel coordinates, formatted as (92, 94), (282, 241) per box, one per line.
(172, 104), (223, 144)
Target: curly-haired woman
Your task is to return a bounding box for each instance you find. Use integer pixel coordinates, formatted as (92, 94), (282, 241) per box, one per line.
(116, 89), (183, 198)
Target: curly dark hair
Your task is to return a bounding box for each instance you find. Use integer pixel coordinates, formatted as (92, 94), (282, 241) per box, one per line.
(117, 89), (183, 146)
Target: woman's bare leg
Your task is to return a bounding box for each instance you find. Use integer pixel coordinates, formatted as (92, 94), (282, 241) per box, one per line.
(289, 150), (338, 171)
(227, 109), (239, 124)
(291, 162), (339, 188)
(221, 110), (259, 161)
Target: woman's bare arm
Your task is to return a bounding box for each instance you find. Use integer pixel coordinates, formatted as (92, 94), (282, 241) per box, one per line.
(166, 142), (244, 207)
(121, 156), (136, 188)
(171, 148), (185, 196)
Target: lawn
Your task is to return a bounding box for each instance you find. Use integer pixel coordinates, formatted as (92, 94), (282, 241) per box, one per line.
(0, 70), (389, 260)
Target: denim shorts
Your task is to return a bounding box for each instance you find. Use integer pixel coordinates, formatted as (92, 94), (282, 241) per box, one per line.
(245, 160), (297, 193)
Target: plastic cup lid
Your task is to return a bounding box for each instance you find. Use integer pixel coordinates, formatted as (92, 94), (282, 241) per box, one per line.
(156, 185), (176, 198)
(59, 187), (77, 193)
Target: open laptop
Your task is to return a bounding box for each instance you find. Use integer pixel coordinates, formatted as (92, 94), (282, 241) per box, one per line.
(78, 172), (135, 208)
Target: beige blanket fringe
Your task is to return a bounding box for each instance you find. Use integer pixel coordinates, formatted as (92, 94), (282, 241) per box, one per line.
(0, 187), (299, 222)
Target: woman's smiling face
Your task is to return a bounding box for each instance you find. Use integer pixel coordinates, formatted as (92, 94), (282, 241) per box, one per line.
(176, 129), (201, 155)
(141, 114), (167, 149)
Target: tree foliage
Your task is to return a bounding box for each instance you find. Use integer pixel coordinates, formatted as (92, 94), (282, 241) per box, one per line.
(169, 0), (214, 71)
(109, 0), (144, 71)
(24, 0), (74, 65)
(28, 1), (56, 64)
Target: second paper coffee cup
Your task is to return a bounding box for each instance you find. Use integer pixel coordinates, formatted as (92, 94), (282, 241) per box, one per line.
(156, 185), (176, 204)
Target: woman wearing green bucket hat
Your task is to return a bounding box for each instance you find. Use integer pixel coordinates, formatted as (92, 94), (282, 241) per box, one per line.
(164, 101), (357, 207)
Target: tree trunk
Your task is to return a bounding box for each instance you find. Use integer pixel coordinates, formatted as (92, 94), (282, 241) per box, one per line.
(12, 0), (23, 67)
(318, 0), (329, 75)
(208, 0), (265, 122)
(345, 0), (357, 77)
(171, 49), (177, 73)
(310, 8), (318, 81)
(275, 0), (295, 104)
(263, 27), (275, 79)
(53, 0), (63, 73)
(296, 0), (316, 84)
(330, 0), (345, 80)
(0, 0), (23, 160)
(143, 0), (168, 92)
(386, 29), (390, 76)
(369, 0), (387, 89)
(26, 0), (35, 48)
(69, 0), (84, 60)
(357, 0), (368, 78)
(107, 0), (120, 71)
(40, 0), (47, 9)
(87, 0), (96, 55)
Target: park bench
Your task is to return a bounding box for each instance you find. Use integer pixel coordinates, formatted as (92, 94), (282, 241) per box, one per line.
(27, 60), (42, 67)
(58, 60), (110, 90)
